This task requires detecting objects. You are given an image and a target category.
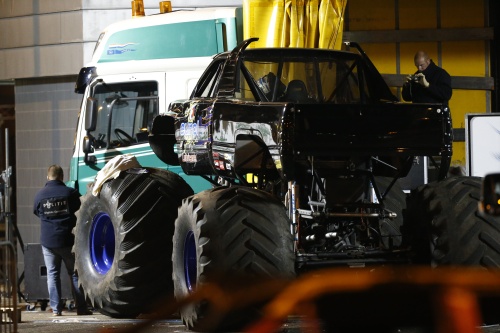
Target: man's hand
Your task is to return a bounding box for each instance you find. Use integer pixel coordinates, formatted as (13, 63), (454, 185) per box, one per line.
(415, 73), (430, 88)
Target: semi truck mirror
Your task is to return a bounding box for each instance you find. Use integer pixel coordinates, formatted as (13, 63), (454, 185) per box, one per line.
(75, 66), (96, 94)
(85, 97), (98, 131)
(479, 173), (500, 216)
(82, 135), (97, 164)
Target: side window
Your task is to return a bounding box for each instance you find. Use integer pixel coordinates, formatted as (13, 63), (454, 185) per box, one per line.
(235, 70), (258, 101)
(280, 62), (317, 103)
(240, 61), (281, 102)
(90, 81), (158, 149)
(321, 60), (363, 104)
(195, 59), (225, 98)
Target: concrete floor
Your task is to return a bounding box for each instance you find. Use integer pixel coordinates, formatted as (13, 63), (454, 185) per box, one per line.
(17, 309), (187, 333)
(14, 266), (500, 333)
(13, 308), (500, 333)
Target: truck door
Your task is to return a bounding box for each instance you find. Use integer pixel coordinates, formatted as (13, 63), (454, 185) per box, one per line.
(72, 72), (167, 193)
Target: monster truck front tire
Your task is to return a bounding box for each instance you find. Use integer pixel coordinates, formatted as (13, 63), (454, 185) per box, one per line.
(405, 176), (500, 267)
(172, 186), (295, 331)
(74, 168), (193, 318)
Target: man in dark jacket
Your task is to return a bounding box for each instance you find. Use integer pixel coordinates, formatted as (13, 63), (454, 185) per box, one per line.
(33, 165), (92, 316)
(402, 51), (452, 104)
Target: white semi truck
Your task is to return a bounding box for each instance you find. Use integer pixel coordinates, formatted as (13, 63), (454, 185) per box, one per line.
(71, 4), (242, 318)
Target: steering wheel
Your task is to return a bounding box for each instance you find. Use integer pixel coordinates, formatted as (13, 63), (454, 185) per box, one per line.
(114, 128), (135, 145)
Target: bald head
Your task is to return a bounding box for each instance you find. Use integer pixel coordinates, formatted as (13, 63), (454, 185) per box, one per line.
(414, 51), (431, 72)
(47, 165), (64, 181)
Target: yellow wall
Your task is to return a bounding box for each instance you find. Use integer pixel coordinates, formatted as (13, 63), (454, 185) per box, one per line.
(346, 0), (490, 168)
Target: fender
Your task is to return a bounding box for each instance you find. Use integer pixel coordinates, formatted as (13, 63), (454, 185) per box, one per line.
(148, 115), (179, 166)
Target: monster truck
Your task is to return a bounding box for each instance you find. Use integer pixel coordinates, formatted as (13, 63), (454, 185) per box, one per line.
(147, 38), (500, 329)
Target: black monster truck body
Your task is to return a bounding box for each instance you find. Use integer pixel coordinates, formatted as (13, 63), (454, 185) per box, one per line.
(73, 38), (500, 327)
(150, 38), (452, 271)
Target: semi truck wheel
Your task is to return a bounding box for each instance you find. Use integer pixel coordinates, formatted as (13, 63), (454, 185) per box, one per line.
(74, 168), (193, 318)
(172, 186), (295, 331)
(405, 176), (500, 267)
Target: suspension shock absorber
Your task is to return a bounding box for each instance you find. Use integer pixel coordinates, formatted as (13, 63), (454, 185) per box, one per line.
(288, 181), (299, 252)
(369, 179), (379, 204)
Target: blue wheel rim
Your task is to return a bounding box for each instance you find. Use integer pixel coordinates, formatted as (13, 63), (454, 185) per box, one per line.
(90, 212), (115, 275)
(184, 231), (197, 292)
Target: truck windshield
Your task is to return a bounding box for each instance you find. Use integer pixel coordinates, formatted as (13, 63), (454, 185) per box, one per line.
(90, 81), (158, 149)
(239, 58), (369, 103)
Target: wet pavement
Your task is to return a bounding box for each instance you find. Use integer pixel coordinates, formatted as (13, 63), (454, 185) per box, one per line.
(18, 308), (186, 333)
(15, 266), (500, 333)
(14, 308), (500, 333)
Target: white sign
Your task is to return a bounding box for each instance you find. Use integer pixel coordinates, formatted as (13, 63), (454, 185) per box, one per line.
(466, 113), (500, 177)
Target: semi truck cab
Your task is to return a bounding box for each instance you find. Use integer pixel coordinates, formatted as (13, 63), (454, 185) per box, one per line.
(71, 6), (242, 194)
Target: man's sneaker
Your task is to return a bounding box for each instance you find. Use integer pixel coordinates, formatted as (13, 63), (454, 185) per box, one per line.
(77, 309), (93, 316)
(52, 312), (62, 316)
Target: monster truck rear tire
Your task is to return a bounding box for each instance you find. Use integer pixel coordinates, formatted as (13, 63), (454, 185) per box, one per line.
(74, 168), (193, 318)
(405, 176), (500, 267)
(172, 186), (295, 331)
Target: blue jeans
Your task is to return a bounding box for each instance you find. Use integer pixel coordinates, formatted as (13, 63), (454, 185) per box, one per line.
(42, 246), (88, 313)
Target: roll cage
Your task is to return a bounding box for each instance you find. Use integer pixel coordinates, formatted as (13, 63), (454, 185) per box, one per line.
(190, 38), (398, 104)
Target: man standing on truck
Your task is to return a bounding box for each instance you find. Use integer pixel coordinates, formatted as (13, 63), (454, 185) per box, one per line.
(33, 165), (92, 316)
(402, 50), (452, 104)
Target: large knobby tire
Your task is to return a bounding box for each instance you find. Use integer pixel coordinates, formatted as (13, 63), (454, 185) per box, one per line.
(405, 176), (500, 267)
(172, 186), (295, 331)
(74, 168), (193, 318)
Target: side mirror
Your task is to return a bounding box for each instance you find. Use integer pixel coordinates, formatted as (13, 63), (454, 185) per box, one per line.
(85, 97), (98, 132)
(75, 66), (96, 94)
(82, 136), (96, 164)
(479, 173), (500, 216)
(82, 136), (93, 154)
